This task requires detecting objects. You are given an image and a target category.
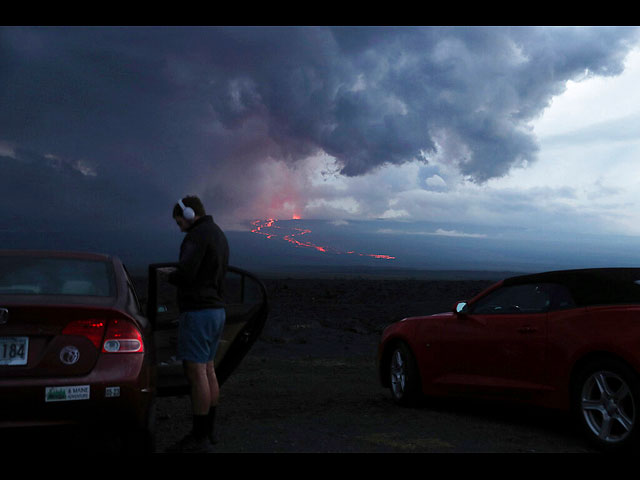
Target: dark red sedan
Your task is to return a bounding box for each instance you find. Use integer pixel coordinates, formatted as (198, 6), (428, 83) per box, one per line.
(0, 250), (268, 452)
(378, 268), (640, 451)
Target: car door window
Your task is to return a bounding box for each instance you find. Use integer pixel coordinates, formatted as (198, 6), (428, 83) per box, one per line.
(471, 284), (552, 315)
(547, 284), (576, 311)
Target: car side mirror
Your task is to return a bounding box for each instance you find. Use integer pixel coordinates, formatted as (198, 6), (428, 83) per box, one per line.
(454, 301), (468, 314)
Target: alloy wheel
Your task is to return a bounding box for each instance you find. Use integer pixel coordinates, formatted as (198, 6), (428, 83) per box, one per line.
(390, 348), (407, 399)
(580, 370), (636, 444)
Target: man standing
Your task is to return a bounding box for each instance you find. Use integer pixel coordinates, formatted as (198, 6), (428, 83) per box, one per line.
(164, 195), (229, 453)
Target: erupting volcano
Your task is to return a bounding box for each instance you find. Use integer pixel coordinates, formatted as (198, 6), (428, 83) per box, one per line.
(251, 218), (396, 260)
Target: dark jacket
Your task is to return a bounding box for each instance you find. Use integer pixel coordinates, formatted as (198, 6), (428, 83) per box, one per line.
(168, 215), (229, 312)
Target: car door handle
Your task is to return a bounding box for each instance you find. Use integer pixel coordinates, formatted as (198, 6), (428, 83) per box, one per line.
(517, 326), (538, 334)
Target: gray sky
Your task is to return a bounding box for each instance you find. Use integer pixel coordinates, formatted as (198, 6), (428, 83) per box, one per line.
(2, 26), (640, 258)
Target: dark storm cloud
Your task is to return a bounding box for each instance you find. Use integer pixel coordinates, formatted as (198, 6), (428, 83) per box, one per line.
(1, 26), (639, 231)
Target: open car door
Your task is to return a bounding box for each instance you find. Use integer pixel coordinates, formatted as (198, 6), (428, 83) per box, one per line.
(147, 263), (268, 396)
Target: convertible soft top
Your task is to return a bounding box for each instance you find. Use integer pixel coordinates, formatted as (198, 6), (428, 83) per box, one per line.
(505, 268), (640, 307)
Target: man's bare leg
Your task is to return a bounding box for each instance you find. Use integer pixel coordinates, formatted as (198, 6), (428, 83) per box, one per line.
(205, 360), (220, 407)
(205, 360), (220, 443)
(184, 361), (211, 414)
(184, 360), (220, 443)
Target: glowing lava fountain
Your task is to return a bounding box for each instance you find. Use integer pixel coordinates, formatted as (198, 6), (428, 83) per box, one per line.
(251, 218), (396, 260)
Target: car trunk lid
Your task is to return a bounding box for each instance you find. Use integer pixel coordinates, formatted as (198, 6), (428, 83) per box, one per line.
(0, 304), (119, 378)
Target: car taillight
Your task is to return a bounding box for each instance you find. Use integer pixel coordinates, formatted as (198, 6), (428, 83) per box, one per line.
(102, 318), (144, 353)
(62, 318), (143, 353)
(62, 319), (106, 349)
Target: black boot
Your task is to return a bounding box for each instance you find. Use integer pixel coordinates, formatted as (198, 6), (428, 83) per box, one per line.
(166, 415), (213, 453)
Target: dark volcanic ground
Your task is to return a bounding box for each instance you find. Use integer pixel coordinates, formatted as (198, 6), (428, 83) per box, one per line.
(154, 276), (598, 453)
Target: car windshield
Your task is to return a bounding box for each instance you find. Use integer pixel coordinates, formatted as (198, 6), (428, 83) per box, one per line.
(0, 256), (116, 297)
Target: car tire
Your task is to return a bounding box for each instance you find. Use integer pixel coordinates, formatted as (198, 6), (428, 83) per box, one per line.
(572, 358), (640, 451)
(122, 398), (157, 453)
(388, 342), (422, 407)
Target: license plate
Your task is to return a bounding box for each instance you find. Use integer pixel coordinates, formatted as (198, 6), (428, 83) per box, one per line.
(0, 337), (28, 365)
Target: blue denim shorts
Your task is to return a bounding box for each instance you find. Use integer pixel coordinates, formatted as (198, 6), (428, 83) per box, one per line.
(177, 308), (226, 364)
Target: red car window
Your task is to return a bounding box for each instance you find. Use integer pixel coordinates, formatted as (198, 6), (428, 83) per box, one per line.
(0, 257), (115, 297)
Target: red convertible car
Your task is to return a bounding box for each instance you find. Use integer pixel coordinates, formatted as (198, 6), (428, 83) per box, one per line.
(378, 268), (640, 451)
(0, 250), (268, 452)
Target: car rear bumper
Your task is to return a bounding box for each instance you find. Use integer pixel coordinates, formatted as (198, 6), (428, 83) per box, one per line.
(0, 353), (155, 429)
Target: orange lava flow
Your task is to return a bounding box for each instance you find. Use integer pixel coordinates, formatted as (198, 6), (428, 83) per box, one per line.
(251, 219), (395, 260)
(251, 218), (278, 238)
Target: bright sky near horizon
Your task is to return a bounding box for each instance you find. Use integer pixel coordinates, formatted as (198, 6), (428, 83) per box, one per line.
(501, 44), (640, 237)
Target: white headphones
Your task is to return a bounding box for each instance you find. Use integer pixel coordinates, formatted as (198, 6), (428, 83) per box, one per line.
(178, 198), (196, 221)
